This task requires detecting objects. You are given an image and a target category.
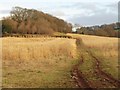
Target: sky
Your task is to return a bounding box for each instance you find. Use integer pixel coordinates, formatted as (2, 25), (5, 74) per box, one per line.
(0, 0), (119, 26)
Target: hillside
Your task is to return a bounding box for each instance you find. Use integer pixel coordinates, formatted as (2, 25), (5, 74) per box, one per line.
(2, 7), (72, 35)
(76, 23), (120, 38)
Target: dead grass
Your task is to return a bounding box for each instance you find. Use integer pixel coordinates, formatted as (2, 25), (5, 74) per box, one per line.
(2, 37), (76, 61)
(2, 34), (118, 87)
(68, 33), (118, 79)
(2, 37), (77, 88)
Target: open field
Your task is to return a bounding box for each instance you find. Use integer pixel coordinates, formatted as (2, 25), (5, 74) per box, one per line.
(2, 37), (78, 88)
(2, 37), (76, 61)
(68, 34), (119, 88)
(2, 34), (119, 88)
(68, 34), (118, 78)
(79, 35), (118, 79)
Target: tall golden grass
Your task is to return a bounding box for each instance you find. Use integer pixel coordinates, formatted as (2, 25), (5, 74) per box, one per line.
(79, 35), (118, 57)
(2, 34), (118, 87)
(2, 37), (76, 61)
(2, 37), (77, 88)
(68, 34), (118, 57)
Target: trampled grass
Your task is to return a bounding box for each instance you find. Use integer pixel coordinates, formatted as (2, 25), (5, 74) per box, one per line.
(68, 33), (118, 80)
(2, 37), (78, 88)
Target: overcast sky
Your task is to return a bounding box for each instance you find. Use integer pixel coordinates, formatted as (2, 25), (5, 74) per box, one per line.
(0, 0), (119, 26)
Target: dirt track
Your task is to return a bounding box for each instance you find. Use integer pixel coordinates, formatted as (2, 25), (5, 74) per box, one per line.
(71, 38), (92, 88)
(71, 38), (120, 88)
(71, 56), (92, 89)
(89, 51), (120, 87)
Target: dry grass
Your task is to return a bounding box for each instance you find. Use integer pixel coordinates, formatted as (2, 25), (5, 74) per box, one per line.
(2, 37), (77, 88)
(2, 37), (76, 61)
(68, 33), (118, 79)
(76, 34), (118, 58)
(2, 34), (118, 87)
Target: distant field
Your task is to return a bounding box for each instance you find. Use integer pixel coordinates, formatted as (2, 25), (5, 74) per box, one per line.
(2, 37), (77, 88)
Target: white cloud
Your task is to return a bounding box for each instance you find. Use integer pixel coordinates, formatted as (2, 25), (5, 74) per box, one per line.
(0, 1), (118, 26)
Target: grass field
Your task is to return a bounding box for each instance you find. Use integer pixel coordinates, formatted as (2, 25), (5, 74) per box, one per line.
(79, 35), (118, 79)
(2, 37), (76, 61)
(2, 34), (119, 88)
(68, 34), (118, 80)
(2, 37), (78, 88)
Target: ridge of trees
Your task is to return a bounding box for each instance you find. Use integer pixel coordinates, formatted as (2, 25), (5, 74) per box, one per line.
(2, 6), (72, 35)
(76, 22), (120, 38)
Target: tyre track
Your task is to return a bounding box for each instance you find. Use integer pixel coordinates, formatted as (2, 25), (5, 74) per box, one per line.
(71, 38), (93, 89)
(71, 56), (92, 89)
(71, 37), (120, 88)
(88, 50), (120, 87)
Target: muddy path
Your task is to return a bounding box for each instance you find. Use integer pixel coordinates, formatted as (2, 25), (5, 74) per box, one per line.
(88, 51), (120, 87)
(71, 38), (93, 88)
(71, 56), (92, 89)
(71, 38), (120, 88)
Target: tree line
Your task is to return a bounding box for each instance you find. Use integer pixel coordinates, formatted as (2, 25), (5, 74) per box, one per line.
(2, 7), (72, 35)
(76, 23), (120, 38)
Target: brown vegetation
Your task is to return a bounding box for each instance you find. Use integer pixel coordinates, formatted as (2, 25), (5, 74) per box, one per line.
(2, 37), (76, 61)
(2, 37), (77, 88)
(2, 7), (72, 35)
(2, 33), (118, 88)
(68, 33), (118, 79)
(76, 23), (120, 37)
(68, 34), (119, 88)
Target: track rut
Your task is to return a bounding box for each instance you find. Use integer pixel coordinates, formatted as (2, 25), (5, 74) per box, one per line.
(71, 56), (92, 89)
(71, 38), (120, 88)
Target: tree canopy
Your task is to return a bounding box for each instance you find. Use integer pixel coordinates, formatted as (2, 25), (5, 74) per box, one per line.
(2, 7), (72, 35)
